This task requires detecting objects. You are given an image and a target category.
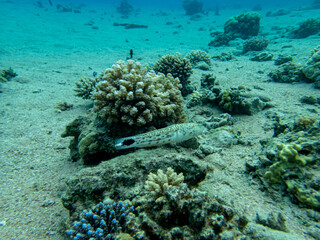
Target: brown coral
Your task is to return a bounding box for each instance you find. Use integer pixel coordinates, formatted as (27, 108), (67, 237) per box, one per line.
(153, 54), (193, 96)
(186, 50), (211, 66)
(93, 60), (186, 127)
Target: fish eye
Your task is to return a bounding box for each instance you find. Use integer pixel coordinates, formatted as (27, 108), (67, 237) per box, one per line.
(123, 139), (135, 146)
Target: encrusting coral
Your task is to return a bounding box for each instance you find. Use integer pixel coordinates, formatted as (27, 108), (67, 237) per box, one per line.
(153, 54), (193, 96)
(247, 113), (320, 210)
(93, 60), (186, 127)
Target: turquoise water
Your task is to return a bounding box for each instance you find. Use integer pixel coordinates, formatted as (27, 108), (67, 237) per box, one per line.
(1, 0), (320, 239)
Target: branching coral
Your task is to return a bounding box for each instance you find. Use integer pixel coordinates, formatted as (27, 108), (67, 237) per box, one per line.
(93, 60), (186, 127)
(66, 201), (142, 239)
(186, 50), (211, 66)
(144, 167), (184, 200)
(134, 167), (239, 239)
(74, 73), (103, 99)
(153, 54), (193, 96)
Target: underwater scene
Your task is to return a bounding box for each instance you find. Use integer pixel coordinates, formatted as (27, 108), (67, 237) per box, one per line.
(1, 0), (320, 239)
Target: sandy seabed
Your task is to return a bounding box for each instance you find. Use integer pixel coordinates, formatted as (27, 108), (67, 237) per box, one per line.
(0, 1), (319, 239)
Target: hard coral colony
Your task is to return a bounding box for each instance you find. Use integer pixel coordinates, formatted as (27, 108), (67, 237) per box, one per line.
(93, 60), (186, 127)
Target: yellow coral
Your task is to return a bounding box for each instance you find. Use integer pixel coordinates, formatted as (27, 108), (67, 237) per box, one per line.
(145, 167), (184, 200)
(190, 90), (202, 103)
(265, 143), (313, 183)
(93, 60), (186, 126)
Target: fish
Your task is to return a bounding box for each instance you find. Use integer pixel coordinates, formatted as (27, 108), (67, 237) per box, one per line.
(114, 123), (207, 150)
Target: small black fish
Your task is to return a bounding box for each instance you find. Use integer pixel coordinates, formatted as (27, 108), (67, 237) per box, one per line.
(48, 0), (53, 6)
(93, 71), (97, 77)
(130, 49), (133, 58)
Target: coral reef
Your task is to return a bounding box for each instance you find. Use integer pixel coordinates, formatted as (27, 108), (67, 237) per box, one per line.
(269, 62), (305, 83)
(209, 12), (260, 47)
(242, 37), (268, 53)
(61, 113), (117, 164)
(302, 49), (320, 88)
(153, 55), (193, 96)
(66, 201), (141, 239)
(93, 60), (186, 127)
(218, 87), (272, 115)
(74, 73), (104, 99)
(182, 0), (203, 16)
(0, 67), (17, 83)
(224, 12), (261, 39)
(264, 143), (313, 183)
(247, 113), (320, 210)
(133, 167), (237, 239)
(61, 149), (208, 216)
(116, 0), (134, 18)
(186, 73), (220, 107)
(289, 18), (320, 39)
(63, 164), (251, 239)
(208, 32), (233, 47)
(144, 167), (184, 199)
(186, 50), (211, 66)
(274, 54), (293, 65)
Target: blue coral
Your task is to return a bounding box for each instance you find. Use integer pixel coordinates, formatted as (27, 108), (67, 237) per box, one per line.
(66, 201), (134, 240)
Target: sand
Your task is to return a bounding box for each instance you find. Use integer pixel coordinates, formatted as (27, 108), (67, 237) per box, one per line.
(0, 1), (319, 239)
